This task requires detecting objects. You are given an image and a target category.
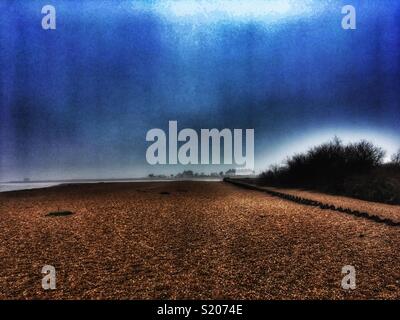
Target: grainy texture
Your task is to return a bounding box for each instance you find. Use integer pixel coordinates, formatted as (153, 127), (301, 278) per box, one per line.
(266, 187), (400, 223)
(0, 181), (399, 300)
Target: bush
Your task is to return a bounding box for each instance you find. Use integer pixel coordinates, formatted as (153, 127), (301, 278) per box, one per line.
(258, 138), (400, 204)
(261, 138), (385, 188)
(392, 149), (400, 165)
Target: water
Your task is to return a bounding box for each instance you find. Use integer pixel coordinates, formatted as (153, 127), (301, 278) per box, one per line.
(0, 178), (223, 193)
(0, 183), (60, 193)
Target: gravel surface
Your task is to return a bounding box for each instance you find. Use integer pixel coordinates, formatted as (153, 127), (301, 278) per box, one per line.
(0, 181), (399, 299)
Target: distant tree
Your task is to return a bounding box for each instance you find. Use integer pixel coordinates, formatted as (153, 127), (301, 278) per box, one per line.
(225, 169), (236, 176)
(260, 137), (385, 186)
(182, 170), (194, 177)
(392, 149), (400, 165)
(148, 174), (154, 178)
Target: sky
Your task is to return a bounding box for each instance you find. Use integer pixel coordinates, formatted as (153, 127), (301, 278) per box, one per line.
(0, 0), (399, 181)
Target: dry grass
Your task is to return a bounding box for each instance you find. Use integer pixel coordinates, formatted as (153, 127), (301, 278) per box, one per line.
(0, 181), (399, 299)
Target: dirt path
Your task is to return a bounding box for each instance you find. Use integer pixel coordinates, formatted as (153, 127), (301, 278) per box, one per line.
(224, 178), (400, 226)
(0, 181), (399, 299)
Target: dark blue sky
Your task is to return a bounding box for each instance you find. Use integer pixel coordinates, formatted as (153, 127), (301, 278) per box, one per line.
(1, 0), (399, 180)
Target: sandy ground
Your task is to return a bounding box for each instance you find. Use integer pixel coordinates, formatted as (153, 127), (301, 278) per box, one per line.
(0, 181), (399, 300)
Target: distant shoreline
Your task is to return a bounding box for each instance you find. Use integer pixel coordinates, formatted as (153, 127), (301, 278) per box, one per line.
(2, 177), (227, 184)
(2, 177), (224, 184)
(0, 178), (223, 193)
